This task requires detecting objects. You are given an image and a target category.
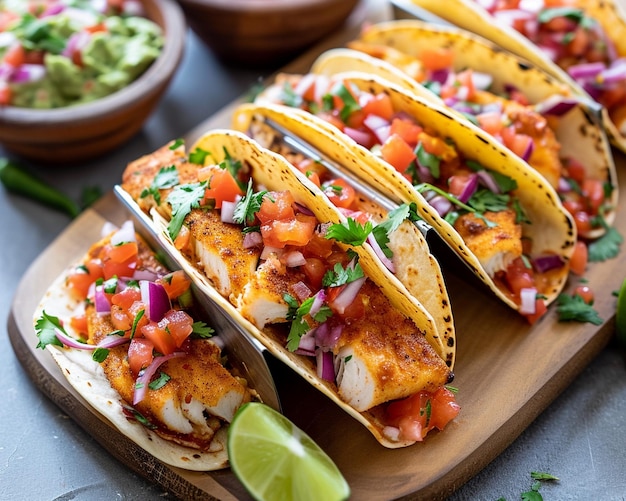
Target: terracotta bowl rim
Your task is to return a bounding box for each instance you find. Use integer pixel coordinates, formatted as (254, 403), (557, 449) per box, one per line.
(177, 0), (355, 13)
(0, 0), (186, 127)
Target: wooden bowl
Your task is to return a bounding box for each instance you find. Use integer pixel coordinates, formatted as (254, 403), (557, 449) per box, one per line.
(0, 0), (186, 164)
(177, 0), (360, 67)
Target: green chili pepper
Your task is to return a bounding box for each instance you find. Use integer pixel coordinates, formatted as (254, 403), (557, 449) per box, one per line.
(0, 158), (80, 218)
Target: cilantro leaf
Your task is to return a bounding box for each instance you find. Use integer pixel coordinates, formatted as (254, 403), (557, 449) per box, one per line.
(92, 348), (109, 363)
(325, 218), (373, 246)
(322, 261), (365, 287)
(370, 203), (421, 259)
(219, 148), (245, 190)
(233, 180), (267, 225)
(467, 189), (510, 213)
(188, 147), (210, 165)
(169, 138), (184, 150)
(331, 82), (361, 122)
(166, 181), (207, 239)
(140, 165), (179, 205)
(556, 294), (603, 325)
(149, 372), (171, 391)
(285, 294), (333, 351)
(588, 227), (623, 262)
(491, 171), (518, 193)
(521, 491), (543, 501)
(34, 311), (65, 349)
(191, 321), (214, 338)
(415, 141), (441, 178)
(530, 472), (559, 481)
(280, 82), (303, 108)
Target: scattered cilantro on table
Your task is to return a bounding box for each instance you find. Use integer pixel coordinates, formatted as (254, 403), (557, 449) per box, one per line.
(496, 471), (559, 501)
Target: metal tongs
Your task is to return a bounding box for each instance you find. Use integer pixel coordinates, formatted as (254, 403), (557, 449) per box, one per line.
(114, 186), (281, 412)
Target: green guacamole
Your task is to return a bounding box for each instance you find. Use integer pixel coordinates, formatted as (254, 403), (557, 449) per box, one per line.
(0, 0), (164, 109)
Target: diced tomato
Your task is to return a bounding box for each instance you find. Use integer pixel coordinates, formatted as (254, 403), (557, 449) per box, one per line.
(567, 28), (589, 57)
(106, 241), (138, 263)
(303, 231), (334, 259)
(3, 43), (25, 67)
(128, 300), (149, 332)
(525, 297), (547, 325)
(570, 241), (588, 275)
(476, 110), (504, 136)
(162, 309), (194, 347)
(23, 49), (44, 65)
(257, 190), (295, 223)
(504, 257), (535, 298)
(573, 284), (594, 304)
(571, 211), (592, 235)
(315, 110), (346, 132)
(110, 304), (132, 331)
(455, 70), (476, 101)
(380, 133), (416, 173)
(84, 23), (107, 34)
(386, 387), (460, 441)
(142, 321), (177, 355)
(69, 314), (88, 336)
(128, 338), (154, 376)
(419, 48), (454, 72)
(564, 158), (586, 185)
(303, 258), (327, 289)
(173, 224), (191, 252)
(448, 174), (475, 199)
(581, 178), (605, 216)
(295, 159), (322, 187)
(102, 254), (136, 280)
(261, 213), (317, 248)
(361, 92), (395, 121)
(66, 259), (104, 300)
(0, 83), (11, 105)
(323, 178), (356, 209)
(389, 117), (422, 146)
(111, 286), (142, 310)
(417, 132), (453, 159)
(203, 168), (244, 209)
(326, 286), (366, 320)
(158, 270), (191, 301)
(501, 127), (533, 159)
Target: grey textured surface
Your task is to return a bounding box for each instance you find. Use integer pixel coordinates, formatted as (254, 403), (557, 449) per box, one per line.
(1, 25), (626, 501)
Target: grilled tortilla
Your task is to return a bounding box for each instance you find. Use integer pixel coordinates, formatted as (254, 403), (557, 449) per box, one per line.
(236, 72), (576, 319)
(410, 0), (626, 152)
(120, 129), (458, 448)
(308, 19), (618, 240)
(34, 225), (255, 471)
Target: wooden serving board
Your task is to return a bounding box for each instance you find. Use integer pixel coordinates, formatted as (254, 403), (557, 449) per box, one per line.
(8, 24), (626, 501)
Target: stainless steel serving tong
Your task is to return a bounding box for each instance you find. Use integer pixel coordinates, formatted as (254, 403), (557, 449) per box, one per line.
(113, 186), (282, 412)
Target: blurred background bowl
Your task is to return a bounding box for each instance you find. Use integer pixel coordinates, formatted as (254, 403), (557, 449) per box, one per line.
(176, 0), (360, 67)
(0, 0), (186, 164)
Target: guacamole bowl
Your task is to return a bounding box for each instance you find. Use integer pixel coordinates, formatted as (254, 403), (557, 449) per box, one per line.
(0, 0), (186, 164)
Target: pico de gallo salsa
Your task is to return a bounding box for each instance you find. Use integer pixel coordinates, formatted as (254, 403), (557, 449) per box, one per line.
(0, 0), (163, 108)
(475, 0), (626, 140)
(266, 73), (575, 323)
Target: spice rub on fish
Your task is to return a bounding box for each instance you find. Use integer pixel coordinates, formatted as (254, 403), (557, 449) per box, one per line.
(35, 222), (255, 466)
(120, 131), (458, 445)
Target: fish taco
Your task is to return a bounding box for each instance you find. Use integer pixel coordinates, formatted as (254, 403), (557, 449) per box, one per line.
(410, 0), (626, 151)
(310, 19), (618, 242)
(239, 71), (577, 324)
(119, 129), (460, 448)
(34, 221), (256, 471)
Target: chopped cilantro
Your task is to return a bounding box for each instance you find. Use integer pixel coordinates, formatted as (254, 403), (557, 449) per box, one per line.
(588, 227), (623, 262)
(130, 309), (145, 339)
(188, 147), (210, 165)
(149, 372), (171, 391)
(166, 181), (207, 239)
(467, 189), (510, 213)
(169, 138), (184, 150)
(285, 294), (333, 351)
(34, 311), (65, 349)
(322, 261), (365, 288)
(330, 82), (361, 122)
(280, 82), (303, 108)
(219, 148), (246, 190)
(415, 141), (441, 178)
(325, 218), (373, 247)
(140, 165), (179, 205)
(538, 7), (585, 25)
(102, 276), (118, 294)
(92, 348), (109, 363)
(233, 180), (267, 225)
(191, 321), (214, 338)
(556, 293), (603, 325)
(491, 171), (518, 193)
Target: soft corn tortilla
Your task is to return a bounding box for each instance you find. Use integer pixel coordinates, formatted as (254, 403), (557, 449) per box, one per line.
(310, 20), (618, 239)
(34, 262), (230, 471)
(410, 0), (626, 152)
(139, 129), (455, 448)
(234, 74), (576, 313)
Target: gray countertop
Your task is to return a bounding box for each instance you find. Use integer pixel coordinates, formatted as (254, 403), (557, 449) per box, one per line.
(2, 8), (626, 501)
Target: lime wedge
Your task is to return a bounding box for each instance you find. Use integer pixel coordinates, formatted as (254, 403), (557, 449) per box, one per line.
(617, 277), (626, 346)
(228, 402), (350, 501)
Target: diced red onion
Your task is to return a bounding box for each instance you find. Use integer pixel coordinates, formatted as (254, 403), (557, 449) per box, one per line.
(140, 281), (171, 322)
(429, 195), (452, 217)
(329, 276), (366, 314)
(260, 245), (283, 260)
(534, 95), (579, 117)
(11, 64), (46, 84)
(457, 173), (479, 203)
(519, 287), (537, 315)
(477, 170), (501, 194)
(343, 126), (372, 147)
(294, 202), (314, 216)
(316, 348), (336, 382)
(94, 285), (111, 314)
(293, 72), (317, 97)
(96, 334), (130, 349)
(429, 68), (450, 85)
(41, 3), (65, 17)
(297, 330), (316, 353)
(315, 322), (342, 350)
(62, 31), (91, 58)
(518, 0), (543, 13)
(364, 114), (391, 143)
(599, 59), (626, 86)
(220, 201), (236, 224)
(471, 71), (493, 90)
(292, 281), (312, 302)
(309, 289), (326, 316)
(133, 352), (186, 405)
(111, 220), (136, 246)
(243, 231), (263, 249)
(367, 233), (395, 273)
(314, 74), (330, 104)
(521, 137), (534, 161)
(568, 62), (606, 81)
(532, 254), (565, 273)
(132, 269), (159, 282)
(557, 177), (571, 193)
(53, 327), (96, 350)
